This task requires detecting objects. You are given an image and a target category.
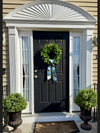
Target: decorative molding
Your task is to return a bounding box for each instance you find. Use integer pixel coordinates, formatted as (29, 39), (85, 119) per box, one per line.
(5, 22), (96, 29)
(4, 0), (96, 24)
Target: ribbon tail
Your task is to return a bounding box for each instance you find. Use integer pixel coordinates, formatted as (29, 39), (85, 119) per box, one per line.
(47, 65), (51, 80)
(52, 66), (58, 82)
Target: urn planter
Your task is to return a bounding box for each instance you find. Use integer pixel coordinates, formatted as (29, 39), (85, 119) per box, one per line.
(80, 107), (93, 130)
(3, 93), (27, 133)
(8, 111), (22, 132)
(74, 88), (97, 130)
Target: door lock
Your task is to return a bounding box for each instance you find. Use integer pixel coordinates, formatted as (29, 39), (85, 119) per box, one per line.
(34, 75), (38, 79)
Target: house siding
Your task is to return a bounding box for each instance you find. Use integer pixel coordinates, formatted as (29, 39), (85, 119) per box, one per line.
(2, 22), (9, 98)
(2, 0), (98, 97)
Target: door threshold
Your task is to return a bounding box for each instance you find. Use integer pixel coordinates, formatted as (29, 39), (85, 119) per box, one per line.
(34, 112), (80, 116)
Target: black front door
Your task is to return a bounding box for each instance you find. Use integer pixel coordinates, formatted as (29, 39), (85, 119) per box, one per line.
(33, 31), (69, 113)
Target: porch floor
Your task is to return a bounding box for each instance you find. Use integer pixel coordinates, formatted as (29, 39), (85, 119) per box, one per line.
(3, 113), (97, 133)
(21, 112), (81, 123)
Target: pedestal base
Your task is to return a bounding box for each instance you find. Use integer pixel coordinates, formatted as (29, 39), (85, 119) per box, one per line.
(11, 128), (22, 133)
(80, 123), (92, 130)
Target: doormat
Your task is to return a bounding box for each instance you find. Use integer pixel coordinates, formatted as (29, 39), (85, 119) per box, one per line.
(34, 121), (80, 133)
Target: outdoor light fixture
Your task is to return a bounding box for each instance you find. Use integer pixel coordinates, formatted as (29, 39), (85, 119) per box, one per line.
(93, 35), (98, 60)
(93, 35), (98, 46)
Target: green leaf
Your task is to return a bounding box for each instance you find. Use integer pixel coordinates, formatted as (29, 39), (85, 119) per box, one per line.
(74, 88), (97, 110)
(41, 43), (61, 65)
(3, 93), (27, 112)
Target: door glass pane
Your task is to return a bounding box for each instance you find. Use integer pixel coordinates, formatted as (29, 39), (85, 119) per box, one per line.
(22, 37), (30, 102)
(73, 37), (80, 99)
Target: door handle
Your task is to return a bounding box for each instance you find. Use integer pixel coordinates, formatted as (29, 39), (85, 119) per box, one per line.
(34, 75), (38, 79)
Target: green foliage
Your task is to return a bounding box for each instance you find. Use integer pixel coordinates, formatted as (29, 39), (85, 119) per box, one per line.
(41, 43), (62, 65)
(74, 88), (97, 110)
(3, 93), (27, 112)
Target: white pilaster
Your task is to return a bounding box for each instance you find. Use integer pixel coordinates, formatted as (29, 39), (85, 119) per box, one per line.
(84, 29), (93, 88)
(8, 27), (20, 93)
(69, 32), (73, 113)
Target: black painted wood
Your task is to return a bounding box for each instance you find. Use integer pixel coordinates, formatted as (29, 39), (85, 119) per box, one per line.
(33, 31), (69, 113)
(0, 0), (3, 132)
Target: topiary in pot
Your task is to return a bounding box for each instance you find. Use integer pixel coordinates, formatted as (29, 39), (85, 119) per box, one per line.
(74, 88), (97, 130)
(3, 93), (27, 133)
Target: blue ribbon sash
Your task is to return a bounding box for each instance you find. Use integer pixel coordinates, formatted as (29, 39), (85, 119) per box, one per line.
(47, 59), (58, 82)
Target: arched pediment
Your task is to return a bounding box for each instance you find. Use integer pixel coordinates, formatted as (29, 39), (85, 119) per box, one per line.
(4, 0), (96, 23)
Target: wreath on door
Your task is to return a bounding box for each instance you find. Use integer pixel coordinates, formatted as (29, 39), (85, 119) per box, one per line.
(41, 43), (62, 65)
(41, 43), (62, 82)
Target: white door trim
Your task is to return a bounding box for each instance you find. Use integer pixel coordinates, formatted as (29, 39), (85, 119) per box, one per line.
(7, 27), (94, 114)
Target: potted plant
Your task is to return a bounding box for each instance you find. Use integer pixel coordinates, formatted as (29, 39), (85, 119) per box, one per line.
(3, 93), (27, 132)
(74, 88), (97, 130)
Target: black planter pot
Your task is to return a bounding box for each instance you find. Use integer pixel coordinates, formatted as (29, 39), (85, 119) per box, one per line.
(8, 111), (22, 133)
(80, 107), (93, 130)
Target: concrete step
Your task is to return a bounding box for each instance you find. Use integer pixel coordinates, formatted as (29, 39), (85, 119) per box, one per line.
(22, 112), (81, 123)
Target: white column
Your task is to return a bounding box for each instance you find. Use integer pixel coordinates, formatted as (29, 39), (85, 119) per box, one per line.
(84, 29), (93, 88)
(8, 27), (20, 93)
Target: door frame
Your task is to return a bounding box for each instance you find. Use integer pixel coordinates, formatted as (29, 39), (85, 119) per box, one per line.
(16, 28), (93, 114)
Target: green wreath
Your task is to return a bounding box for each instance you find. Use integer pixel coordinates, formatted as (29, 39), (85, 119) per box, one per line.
(41, 43), (62, 65)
